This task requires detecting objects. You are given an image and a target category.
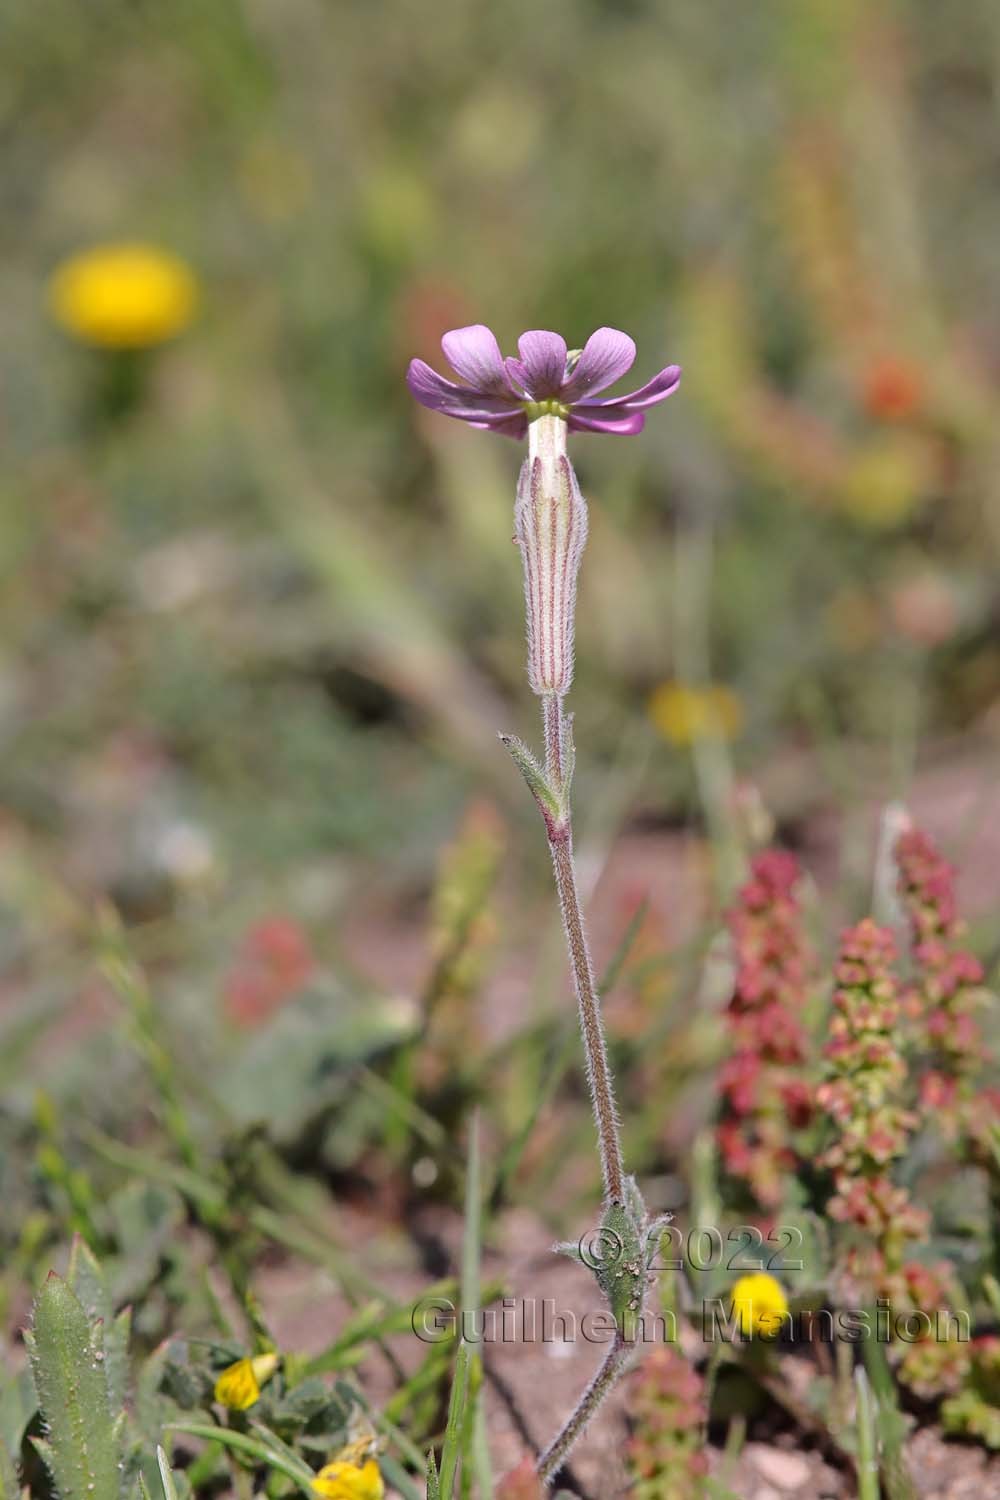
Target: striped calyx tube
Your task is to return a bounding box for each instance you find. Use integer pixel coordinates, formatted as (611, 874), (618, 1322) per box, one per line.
(514, 413), (588, 699)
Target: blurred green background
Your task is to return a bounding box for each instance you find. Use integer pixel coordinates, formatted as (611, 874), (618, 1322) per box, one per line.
(3, 0), (1000, 1177)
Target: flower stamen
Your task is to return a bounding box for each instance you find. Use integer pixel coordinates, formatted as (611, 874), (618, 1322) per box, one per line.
(523, 398), (571, 421)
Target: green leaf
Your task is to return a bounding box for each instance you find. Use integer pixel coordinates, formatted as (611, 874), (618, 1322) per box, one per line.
(65, 1237), (131, 1417)
(462, 1354), (491, 1500)
(942, 1388), (1000, 1447)
(854, 1368), (880, 1500)
(459, 1116), (492, 1498)
(0, 1436), (19, 1500)
(168, 1422), (314, 1497)
(861, 1335), (915, 1500)
(66, 1237), (111, 1328)
(106, 1180), (187, 1303)
(0, 1367), (37, 1465)
(215, 982), (414, 1137)
(461, 1115), (482, 1331)
(137, 1441), (191, 1500)
(248, 1418), (319, 1482)
(155, 1446), (181, 1500)
(105, 1308), (133, 1417)
(498, 735), (562, 826)
(553, 1241), (586, 1265)
(379, 1454), (423, 1500)
(28, 1273), (121, 1500)
(437, 1343), (470, 1500)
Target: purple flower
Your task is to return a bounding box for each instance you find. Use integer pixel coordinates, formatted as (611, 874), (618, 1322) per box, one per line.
(407, 324), (681, 438)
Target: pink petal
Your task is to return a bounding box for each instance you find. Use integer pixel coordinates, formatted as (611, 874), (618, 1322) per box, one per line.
(576, 363), (682, 415)
(466, 411), (529, 439)
(407, 359), (519, 420)
(568, 410), (646, 436)
(503, 360), (530, 398)
(561, 327), (636, 400)
(507, 330), (568, 398)
(440, 324), (511, 393)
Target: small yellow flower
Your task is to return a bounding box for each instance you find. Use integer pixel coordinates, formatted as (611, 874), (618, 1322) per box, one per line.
(730, 1272), (789, 1339)
(213, 1352), (278, 1411)
(48, 243), (198, 349)
(312, 1440), (384, 1500)
(839, 436), (928, 530)
(648, 681), (744, 747)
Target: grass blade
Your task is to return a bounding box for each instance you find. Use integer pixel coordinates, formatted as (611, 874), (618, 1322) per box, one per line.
(169, 1422), (314, 1496)
(855, 1367), (880, 1500)
(437, 1342), (470, 1500)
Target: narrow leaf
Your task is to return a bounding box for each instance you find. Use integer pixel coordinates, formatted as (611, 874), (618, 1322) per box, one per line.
(437, 1343), (470, 1500)
(854, 1367), (880, 1500)
(498, 735), (562, 824)
(156, 1446), (181, 1500)
(168, 1422), (314, 1496)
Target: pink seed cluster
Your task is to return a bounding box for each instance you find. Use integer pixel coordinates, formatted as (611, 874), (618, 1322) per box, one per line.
(626, 1347), (708, 1500)
(817, 919), (927, 1278)
(717, 850), (813, 1208)
(894, 827), (998, 1146)
(886, 1259), (971, 1399)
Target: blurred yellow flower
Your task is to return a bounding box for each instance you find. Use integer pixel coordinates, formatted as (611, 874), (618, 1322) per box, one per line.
(48, 243), (198, 349)
(213, 1352), (278, 1411)
(648, 681), (744, 746)
(312, 1441), (384, 1500)
(730, 1272), (789, 1339)
(840, 436), (928, 530)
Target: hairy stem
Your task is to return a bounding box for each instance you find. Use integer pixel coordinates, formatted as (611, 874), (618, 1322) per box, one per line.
(517, 418), (625, 1210)
(536, 1334), (630, 1484)
(549, 839), (625, 1204)
(542, 693), (625, 1205)
(542, 692), (564, 785)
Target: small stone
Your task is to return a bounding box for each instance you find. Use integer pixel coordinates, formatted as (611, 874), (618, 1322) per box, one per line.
(749, 1444), (812, 1491)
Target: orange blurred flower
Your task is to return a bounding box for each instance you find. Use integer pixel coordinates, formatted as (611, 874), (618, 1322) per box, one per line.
(863, 356), (924, 423)
(224, 917), (315, 1027)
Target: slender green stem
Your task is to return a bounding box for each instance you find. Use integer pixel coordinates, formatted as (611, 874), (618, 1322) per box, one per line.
(531, 693), (633, 1483)
(542, 693), (625, 1205)
(542, 693), (564, 785)
(536, 1334), (630, 1485)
